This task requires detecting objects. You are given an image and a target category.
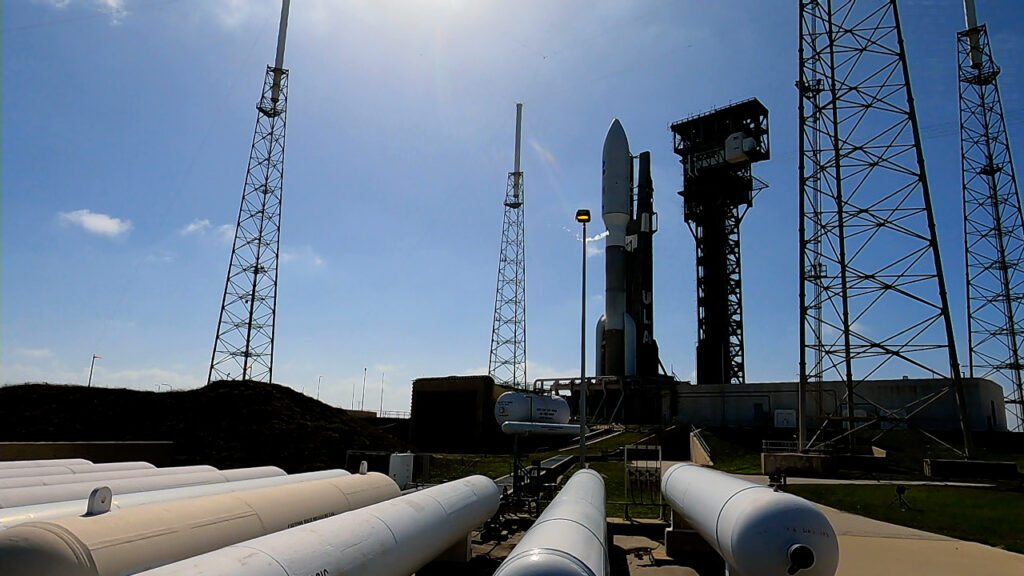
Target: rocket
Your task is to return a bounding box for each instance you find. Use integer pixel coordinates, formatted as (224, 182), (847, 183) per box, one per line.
(597, 119), (660, 379)
(597, 119), (638, 378)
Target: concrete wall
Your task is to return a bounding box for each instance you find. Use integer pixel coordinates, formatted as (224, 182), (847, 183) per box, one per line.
(676, 378), (1006, 432)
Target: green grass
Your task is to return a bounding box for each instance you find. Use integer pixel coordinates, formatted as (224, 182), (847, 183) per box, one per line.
(563, 461), (665, 519)
(427, 454), (513, 482)
(697, 429), (763, 474)
(786, 483), (1024, 553)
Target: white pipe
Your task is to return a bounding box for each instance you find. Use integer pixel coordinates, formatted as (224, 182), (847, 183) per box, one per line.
(501, 421), (588, 436)
(661, 463), (839, 576)
(135, 475), (500, 576)
(0, 467), (283, 508)
(494, 468), (608, 576)
(0, 470), (346, 530)
(0, 459), (92, 470)
(0, 465), (218, 489)
(0, 472), (399, 576)
(0, 461), (154, 480)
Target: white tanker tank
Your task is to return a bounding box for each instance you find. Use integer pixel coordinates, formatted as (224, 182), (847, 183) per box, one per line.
(133, 475), (501, 576)
(494, 391), (571, 425)
(493, 468), (608, 576)
(0, 461), (154, 480)
(661, 463), (839, 576)
(0, 465), (219, 489)
(0, 469), (349, 530)
(0, 466), (284, 508)
(0, 459), (93, 470)
(0, 472), (400, 576)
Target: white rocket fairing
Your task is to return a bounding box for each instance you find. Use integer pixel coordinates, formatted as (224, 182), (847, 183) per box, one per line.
(597, 119), (637, 378)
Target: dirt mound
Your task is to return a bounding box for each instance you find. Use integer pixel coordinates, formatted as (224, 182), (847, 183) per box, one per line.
(0, 381), (405, 473)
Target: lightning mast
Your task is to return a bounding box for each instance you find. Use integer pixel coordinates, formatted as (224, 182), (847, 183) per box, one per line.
(959, 0), (1024, 431)
(489, 104), (527, 388)
(209, 0), (291, 384)
(796, 0), (972, 454)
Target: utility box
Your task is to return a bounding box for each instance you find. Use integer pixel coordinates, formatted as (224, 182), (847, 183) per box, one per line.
(774, 409), (797, 428)
(389, 453), (414, 489)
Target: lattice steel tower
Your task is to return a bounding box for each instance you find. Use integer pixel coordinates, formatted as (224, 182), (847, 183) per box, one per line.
(796, 0), (972, 453)
(209, 0), (291, 384)
(959, 1), (1024, 431)
(489, 104), (527, 388)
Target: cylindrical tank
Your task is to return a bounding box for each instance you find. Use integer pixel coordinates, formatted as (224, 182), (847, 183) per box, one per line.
(0, 472), (400, 576)
(493, 468), (608, 576)
(0, 459), (93, 470)
(661, 463), (839, 576)
(0, 469), (347, 530)
(0, 461), (154, 480)
(0, 465), (219, 489)
(0, 467), (283, 508)
(134, 475), (501, 576)
(500, 422), (587, 436)
(494, 392), (571, 424)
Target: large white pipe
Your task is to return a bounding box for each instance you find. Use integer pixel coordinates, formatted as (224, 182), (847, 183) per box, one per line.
(0, 459), (93, 470)
(661, 463), (839, 576)
(0, 465), (218, 489)
(0, 466), (283, 508)
(135, 475), (501, 576)
(0, 469), (347, 530)
(501, 421), (588, 436)
(0, 472), (399, 576)
(0, 461), (154, 480)
(493, 468), (607, 576)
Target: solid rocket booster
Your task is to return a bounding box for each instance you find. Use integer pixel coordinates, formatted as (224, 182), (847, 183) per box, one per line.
(598, 119), (637, 378)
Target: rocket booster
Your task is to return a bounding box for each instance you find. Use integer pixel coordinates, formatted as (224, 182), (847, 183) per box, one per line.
(597, 119), (637, 378)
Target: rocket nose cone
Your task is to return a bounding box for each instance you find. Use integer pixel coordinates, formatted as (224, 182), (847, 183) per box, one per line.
(604, 119), (629, 157)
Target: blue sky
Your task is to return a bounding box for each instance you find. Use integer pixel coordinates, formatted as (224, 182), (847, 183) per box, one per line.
(3, 0), (1023, 413)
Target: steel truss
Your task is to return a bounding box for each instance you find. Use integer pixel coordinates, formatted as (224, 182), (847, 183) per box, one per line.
(209, 65), (289, 384)
(797, 0), (971, 453)
(959, 24), (1024, 431)
(489, 169), (527, 388)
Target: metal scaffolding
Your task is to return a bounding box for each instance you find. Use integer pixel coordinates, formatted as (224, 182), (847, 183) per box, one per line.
(796, 0), (971, 453)
(209, 1), (290, 385)
(958, 21), (1024, 432)
(489, 104), (527, 388)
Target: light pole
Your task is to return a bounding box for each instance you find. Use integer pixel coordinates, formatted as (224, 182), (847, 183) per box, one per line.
(576, 209), (591, 467)
(87, 354), (102, 388)
(317, 375), (323, 401)
(360, 367), (368, 411)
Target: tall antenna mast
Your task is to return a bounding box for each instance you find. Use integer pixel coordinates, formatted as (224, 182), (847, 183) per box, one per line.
(489, 103), (528, 388)
(208, 0), (292, 384)
(958, 0), (1024, 431)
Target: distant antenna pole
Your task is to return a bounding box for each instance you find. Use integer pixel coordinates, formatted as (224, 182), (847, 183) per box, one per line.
(379, 372), (385, 415)
(489, 103), (527, 388)
(797, 0), (972, 455)
(208, 0), (291, 385)
(958, 2), (1024, 431)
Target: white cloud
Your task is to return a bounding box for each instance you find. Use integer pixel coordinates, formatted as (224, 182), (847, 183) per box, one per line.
(586, 230), (609, 258)
(39, 0), (127, 24)
(181, 219), (212, 235)
(217, 225), (236, 244)
(280, 245), (325, 268)
(58, 209), (132, 238)
(13, 347), (54, 359)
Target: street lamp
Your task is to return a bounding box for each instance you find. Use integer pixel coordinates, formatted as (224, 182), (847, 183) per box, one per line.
(575, 209), (591, 467)
(317, 375), (323, 401)
(87, 354), (102, 388)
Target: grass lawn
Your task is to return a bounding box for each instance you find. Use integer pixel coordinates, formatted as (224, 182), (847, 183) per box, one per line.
(786, 483), (1024, 554)
(697, 429), (763, 474)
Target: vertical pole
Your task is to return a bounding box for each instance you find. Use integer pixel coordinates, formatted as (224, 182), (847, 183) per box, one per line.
(580, 220), (588, 468)
(360, 368), (368, 411)
(87, 355), (99, 388)
(379, 372), (385, 415)
(317, 375), (322, 401)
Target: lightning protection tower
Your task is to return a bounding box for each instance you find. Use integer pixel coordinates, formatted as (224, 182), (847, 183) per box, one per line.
(672, 99), (770, 386)
(959, 1), (1024, 431)
(209, 0), (291, 384)
(797, 0), (971, 454)
(489, 104), (527, 388)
